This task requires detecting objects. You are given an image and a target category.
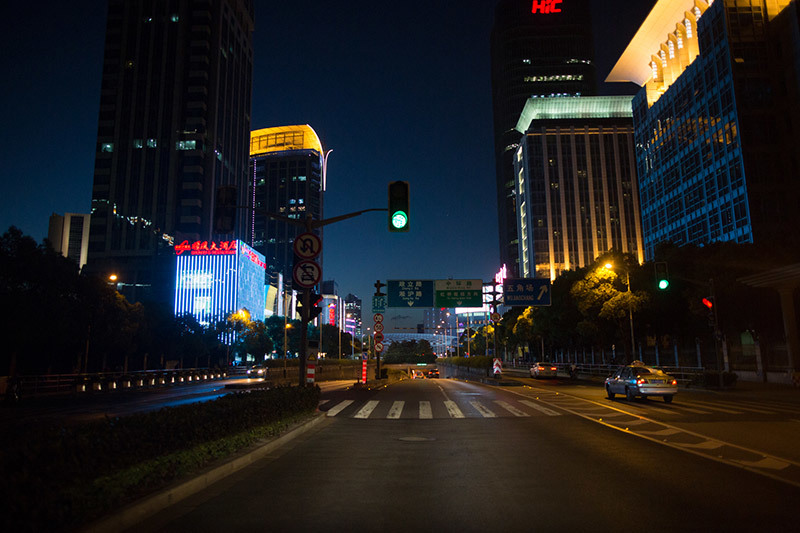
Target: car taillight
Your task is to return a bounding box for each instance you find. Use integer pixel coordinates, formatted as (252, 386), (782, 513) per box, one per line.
(671, 379), (677, 385)
(550, 367), (557, 371)
(636, 378), (646, 385)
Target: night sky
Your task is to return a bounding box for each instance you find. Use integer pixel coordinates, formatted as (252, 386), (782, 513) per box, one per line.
(0, 0), (655, 326)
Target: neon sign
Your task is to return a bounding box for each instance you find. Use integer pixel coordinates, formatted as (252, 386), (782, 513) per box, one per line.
(174, 240), (237, 256)
(531, 0), (562, 14)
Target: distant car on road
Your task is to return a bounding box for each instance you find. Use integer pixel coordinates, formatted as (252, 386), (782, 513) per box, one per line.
(427, 369), (440, 379)
(530, 362), (558, 379)
(412, 370), (425, 379)
(605, 361), (677, 403)
(246, 366), (267, 379)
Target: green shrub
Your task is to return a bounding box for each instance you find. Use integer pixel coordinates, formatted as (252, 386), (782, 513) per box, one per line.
(0, 385), (320, 531)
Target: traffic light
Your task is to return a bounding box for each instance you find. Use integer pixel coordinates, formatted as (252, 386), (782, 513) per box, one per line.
(702, 296), (716, 326)
(214, 185), (237, 234)
(654, 261), (669, 290)
(388, 180), (410, 232)
(297, 292), (323, 322)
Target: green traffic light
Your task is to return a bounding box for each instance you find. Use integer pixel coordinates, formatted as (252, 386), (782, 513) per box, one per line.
(658, 279), (669, 290)
(391, 210), (408, 230)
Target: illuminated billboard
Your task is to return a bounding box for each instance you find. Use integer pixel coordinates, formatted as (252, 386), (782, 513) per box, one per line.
(174, 240), (266, 324)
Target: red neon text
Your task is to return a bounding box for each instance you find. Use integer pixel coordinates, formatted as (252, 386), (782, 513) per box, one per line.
(174, 240), (237, 255)
(531, 0), (562, 14)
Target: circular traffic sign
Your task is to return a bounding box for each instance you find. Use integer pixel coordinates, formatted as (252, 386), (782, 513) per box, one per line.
(373, 332), (384, 343)
(373, 313), (384, 323)
(293, 233), (322, 260)
(375, 342), (384, 352)
(491, 312), (501, 323)
(374, 322), (384, 333)
(293, 260), (322, 288)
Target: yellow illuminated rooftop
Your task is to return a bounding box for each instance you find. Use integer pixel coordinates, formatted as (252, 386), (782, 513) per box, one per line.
(606, 0), (707, 86)
(250, 125), (323, 157)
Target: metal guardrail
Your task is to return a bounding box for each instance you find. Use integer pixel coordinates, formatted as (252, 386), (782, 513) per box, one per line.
(4, 369), (228, 400)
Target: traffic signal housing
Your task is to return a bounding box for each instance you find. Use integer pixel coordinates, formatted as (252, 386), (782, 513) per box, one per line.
(388, 180), (410, 232)
(654, 261), (669, 290)
(702, 296), (716, 326)
(297, 292), (323, 322)
(214, 185), (237, 234)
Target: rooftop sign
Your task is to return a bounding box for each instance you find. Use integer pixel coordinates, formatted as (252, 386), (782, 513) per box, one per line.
(174, 240), (237, 256)
(531, 0), (562, 13)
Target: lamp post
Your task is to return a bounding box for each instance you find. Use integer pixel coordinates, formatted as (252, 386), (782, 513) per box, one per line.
(605, 262), (636, 361)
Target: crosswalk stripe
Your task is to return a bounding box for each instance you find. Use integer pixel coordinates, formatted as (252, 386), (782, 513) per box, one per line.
(326, 400), (353, 417)
(688, 400), (743, 414)
(519, 400), (561, 416)
(318, 399), (330, 406)
(444, 400), (465, 418)
(470, 400), (496, 418)
(387, 401), (404, 419)
(419, 401), (433, 419)
(711, 400), (775, 415)
(353, 400), (379, 419)
(495, 400), (530, 417)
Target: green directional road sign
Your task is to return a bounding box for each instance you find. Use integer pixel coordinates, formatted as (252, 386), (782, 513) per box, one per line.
(387, 280), (434, 308)
(434, 279), (482, 307)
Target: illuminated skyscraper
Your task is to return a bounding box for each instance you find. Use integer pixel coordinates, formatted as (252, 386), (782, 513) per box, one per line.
(608, 0), (800, 258)
(491, 0), (597, 276)
(513, 96), (644, 279)
(249, 125), (327, 285)
(86, 0), (254, 303)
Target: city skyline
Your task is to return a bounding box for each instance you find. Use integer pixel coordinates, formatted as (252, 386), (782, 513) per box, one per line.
(0, 0), (653, 322)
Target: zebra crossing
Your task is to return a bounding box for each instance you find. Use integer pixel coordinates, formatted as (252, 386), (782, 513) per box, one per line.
(319, 397), (563, 419)
(318, 394), (800, 421)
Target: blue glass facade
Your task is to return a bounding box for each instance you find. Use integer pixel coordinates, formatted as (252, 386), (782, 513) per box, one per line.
(633, 0), (751, 259)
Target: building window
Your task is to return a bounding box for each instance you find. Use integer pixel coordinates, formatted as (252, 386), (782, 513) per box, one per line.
(660, 50), (667, 68)
(147, 139), (157, 148)
(133, 139), (143, 149)
(693, 7), (701, 19)
(677, 34), (683, 49)
(101, 143), (114, 153)
(685, 19), (692, 39)
(668, 40), (675, 59)
(176, 140), (196, 150)
(651, 61), (658, 80)
(171, 14), (179, 22)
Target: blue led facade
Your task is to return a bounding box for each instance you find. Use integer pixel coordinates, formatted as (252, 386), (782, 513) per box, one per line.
(631, 0), (800, 259)
(174, 240), (266, 325)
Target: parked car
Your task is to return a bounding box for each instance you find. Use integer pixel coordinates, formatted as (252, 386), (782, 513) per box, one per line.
(530, 361), (558, 379)
(605, 361), (677, 403)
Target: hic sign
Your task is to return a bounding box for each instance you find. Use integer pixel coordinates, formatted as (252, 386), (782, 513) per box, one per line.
(387, 280), (434, 308)
(434, 279), (482, 307)
(503, 278), (552, 307)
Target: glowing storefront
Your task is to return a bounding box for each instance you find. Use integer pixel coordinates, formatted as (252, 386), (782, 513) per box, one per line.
(173, 240), (266, 324)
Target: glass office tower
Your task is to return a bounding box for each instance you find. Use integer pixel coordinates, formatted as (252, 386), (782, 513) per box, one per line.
(87, 0), (254, 303)
(513, 96), (643, 279)
(491, 0), (597, 275)
(608, 0), (800, 258)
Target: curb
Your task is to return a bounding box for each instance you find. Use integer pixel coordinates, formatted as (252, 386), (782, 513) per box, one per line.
(84, 412), (328, 533)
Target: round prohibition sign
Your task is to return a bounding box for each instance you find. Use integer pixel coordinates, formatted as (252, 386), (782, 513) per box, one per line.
(373, 313), (384, 323)
(373, 332), (385, 343)
(375, 342), (384, 352)
(293, 260), (322, 288)
(293, 232), (322, 260)
(373, 322), (384, 333)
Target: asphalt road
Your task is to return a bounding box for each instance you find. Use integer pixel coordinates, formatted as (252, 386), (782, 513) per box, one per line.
(129, 377), (800, 532)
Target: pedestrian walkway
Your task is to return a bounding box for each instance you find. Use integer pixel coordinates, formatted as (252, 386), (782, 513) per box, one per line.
(320, 397), (564, 419)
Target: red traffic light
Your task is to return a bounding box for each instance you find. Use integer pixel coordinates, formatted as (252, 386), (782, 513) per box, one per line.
(702, 297), (714, 309)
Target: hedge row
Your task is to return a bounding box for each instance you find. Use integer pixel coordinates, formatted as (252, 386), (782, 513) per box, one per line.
(441, 356), (493, 369)
(1, 385), (320, 531)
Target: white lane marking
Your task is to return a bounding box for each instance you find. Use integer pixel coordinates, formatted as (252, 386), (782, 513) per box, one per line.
(733, 457), (790, 471)
(495, 400), (530, 417)
(519, 400), (561, 416)
(687, 400), (743, 414)
(638, 428), (683, 436)
(675, 440), (724, 450)
(419, 401), (433, 419)
(444, 400), (465, 418)
(318, 399), (330, 406)
(470, 401), (496, 418)
(661, 404), (711, 415)
(387, 401), (404, 419)
(353, 400), (380, 419)
(711, 400), (775, 415)
(326, 400), (353, 417)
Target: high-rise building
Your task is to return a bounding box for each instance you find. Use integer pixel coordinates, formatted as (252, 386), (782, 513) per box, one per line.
(48, 213), (91, 270)
(608, 0), (800, 258)
(513, 96), (644, 279)
(86, 0), (254, 303)
(491, 0), (597, 276)
(249, 125), (328, 286)
(344, 294), (362, 337)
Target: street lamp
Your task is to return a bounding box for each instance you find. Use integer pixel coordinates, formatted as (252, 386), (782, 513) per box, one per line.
(604, 263), (636, 360)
